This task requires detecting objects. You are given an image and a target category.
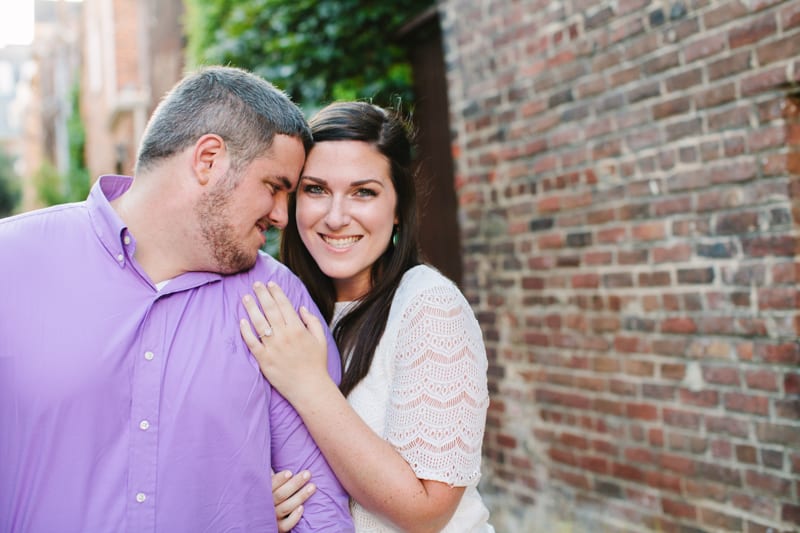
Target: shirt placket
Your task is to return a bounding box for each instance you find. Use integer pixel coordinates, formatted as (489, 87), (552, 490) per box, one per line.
(126, 297), (166, 533)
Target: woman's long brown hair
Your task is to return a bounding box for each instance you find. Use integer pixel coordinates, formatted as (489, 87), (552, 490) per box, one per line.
(281, 102), (421, 396)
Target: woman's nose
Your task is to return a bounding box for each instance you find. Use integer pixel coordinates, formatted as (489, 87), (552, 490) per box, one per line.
(324, 198), (351, 229)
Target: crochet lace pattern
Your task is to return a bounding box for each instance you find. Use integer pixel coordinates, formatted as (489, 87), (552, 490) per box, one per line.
(344, 266), (491, 532)
(385, 284), (489, 486)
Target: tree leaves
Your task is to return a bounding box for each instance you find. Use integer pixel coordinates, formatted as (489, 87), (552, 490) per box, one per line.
(184, 0), (433, 109)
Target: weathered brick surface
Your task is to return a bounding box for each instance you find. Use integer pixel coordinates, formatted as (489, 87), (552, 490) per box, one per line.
(439, 0), (800, 531)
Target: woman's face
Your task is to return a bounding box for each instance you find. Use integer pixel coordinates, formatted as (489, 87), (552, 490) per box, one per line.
(296, 140), (398, 301)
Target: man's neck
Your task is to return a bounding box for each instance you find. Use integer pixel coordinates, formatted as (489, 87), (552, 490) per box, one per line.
(111, 180), (193, 284)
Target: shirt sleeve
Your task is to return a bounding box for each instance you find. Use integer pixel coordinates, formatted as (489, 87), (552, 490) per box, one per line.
(269, 276), (354, 532)
(385, 283), (490, 487)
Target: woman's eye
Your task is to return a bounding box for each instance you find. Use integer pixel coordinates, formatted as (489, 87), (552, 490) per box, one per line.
(355, 188), (377, 197)
(303, 184), (324, 194)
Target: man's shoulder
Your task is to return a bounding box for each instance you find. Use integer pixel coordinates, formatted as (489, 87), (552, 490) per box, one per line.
(0, 202), (87, 240)
(224, 252), (307, 298)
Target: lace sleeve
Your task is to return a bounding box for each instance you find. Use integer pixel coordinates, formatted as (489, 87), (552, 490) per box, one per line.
(385, 284), (489, 486)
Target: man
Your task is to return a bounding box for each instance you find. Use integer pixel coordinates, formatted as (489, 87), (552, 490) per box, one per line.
(0, 66), (353, 532)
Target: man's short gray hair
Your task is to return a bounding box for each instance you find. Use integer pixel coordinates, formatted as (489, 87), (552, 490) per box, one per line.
(135, 66), (311, 174)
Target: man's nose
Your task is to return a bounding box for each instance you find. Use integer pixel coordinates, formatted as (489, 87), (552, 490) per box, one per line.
(268, 193), (288, 229)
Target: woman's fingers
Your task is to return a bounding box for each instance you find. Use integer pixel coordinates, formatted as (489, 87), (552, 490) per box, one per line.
(272, 470), (312, 504)
(266, 281), (325, 340)
(241, 292), (273, 341)
(252, 281), (285, 328)
(277, 505), (304, 532)
(271, 470), (315, 532)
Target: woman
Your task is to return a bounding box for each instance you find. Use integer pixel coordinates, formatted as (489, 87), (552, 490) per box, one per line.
(240, 102), (493, 532)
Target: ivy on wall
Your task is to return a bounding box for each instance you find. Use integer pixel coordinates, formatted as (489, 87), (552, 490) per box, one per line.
(184, 0), (433, 110)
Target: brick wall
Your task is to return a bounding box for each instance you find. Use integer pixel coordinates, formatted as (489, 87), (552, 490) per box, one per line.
(438, 1), (799, 531)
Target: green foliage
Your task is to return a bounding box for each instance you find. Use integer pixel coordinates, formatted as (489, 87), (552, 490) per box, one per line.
(34, 161), (66, 207)
(66, 82), (90, 202)
(184, 0), (433, 109)
(35, 81), (91, 207)
(0, 148), (21, 218)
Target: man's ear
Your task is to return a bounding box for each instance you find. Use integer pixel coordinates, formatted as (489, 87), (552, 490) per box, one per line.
(192, 134), (229, 186)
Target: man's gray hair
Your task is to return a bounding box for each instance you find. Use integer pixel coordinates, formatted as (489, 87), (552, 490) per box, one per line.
(135, 66), (311, 174)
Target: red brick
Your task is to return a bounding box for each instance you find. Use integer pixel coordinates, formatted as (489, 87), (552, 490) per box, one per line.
(746, 469), (792, 496)
(758, 287), (800, 310)
(725, 392), (770, 416)
(744, 369), (780, 391)
(659, 453), (694, 475)
(550, 466), (590, 490)
(783, 1), (800, 28)
(707, 415), (750, 438)
(700, 507), (743, 531)
(756, 422), (800, 445)
(776, 398), (800, 420)
(736, 445), (758, 464)
(707, 50), (752, 81)
(661, 317), (697, 334)
(685, 33), (727, 62)
(742, 66), (791, 96)
(711, 438), (733, 459)
(758, 342), (800, 365)
(786, 373), (800, 395)
(695, 81), (737, 109)
(679, 389), (719, 407)
(627, 402), (658, 420)
(703, 366), (740, 385)
(704, 1), (748, 28)
(662, 497), (696, 519)
(729, 12), (778, 48)
(663, 408), (701, 429)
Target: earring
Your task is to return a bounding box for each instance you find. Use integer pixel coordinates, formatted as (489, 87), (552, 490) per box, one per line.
(392, 227), (399, 247)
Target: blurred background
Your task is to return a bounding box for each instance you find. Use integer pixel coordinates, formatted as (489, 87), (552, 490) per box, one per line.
(1, 1), (798, 532)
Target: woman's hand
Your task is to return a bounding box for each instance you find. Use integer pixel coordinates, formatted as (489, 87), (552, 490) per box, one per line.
(240, 281), (332, 403)
(272, 470), (316, 532)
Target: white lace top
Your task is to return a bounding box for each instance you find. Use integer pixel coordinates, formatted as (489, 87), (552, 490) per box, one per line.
(334, 265), (493, 532)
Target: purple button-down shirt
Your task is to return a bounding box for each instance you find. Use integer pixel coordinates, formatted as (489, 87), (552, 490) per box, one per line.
(0, 176), (353, 532)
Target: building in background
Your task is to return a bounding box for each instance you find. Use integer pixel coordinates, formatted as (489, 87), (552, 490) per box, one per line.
(81, 0), (184, 180)
(0, 44), (33, 209)
(22, 0), (84, 210)
(438, 1), (799, 531)
(0, 45), (31, 156)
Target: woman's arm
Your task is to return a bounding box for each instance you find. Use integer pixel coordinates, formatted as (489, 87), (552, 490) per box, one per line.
(241, 282), (468, 533)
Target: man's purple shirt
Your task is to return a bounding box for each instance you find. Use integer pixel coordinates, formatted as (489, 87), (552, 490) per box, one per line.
(0, 176), (353, 532)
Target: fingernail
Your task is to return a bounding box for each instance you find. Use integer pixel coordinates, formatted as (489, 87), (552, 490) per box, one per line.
(254, 282), (264, 289)
(302, 471), (311, 480)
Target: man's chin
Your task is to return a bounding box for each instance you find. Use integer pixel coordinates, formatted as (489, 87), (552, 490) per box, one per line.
(217, 251), (259, 275)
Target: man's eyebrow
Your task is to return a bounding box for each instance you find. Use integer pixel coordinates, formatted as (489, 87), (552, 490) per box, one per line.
(271, 176), (293, 190)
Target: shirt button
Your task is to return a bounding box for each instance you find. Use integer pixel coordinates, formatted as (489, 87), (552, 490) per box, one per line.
(139, 420), (150, 430)
(144, 351), (154, 361)
(116, 253), (124, 262)
(135, 492), (146, 503)
(123, 235), (131, 245)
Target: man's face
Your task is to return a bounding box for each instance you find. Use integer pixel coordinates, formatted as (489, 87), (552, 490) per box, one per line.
(194, 134), (306, 274)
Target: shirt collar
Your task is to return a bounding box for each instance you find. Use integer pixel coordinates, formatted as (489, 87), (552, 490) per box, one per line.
(87, 175), (134, 267)
(86, 174), (223, 290)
